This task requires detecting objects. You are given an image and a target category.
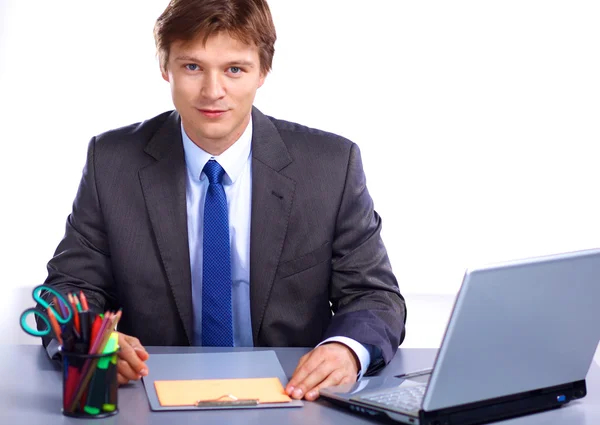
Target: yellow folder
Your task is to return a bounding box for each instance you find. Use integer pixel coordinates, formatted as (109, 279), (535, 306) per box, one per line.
(154, 377), (292, 406)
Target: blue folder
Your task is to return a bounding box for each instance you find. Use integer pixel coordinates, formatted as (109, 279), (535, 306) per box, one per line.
(142, 350), (304, 411)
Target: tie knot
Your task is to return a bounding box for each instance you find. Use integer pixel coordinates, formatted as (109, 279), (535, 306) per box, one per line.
(203, 160), (225, 184)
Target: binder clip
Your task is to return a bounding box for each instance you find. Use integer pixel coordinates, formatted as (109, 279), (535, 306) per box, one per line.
(195, 394), (259, 407)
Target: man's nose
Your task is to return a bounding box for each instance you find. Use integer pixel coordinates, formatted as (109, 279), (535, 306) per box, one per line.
(201, 72), (226, 100)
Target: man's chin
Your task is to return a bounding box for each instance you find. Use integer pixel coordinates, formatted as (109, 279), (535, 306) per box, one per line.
(189, 126), (237, 148)
(194, 128), (229, 142)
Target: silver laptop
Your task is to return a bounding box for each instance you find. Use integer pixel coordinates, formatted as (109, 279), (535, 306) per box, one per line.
(321, 248), (600, 425)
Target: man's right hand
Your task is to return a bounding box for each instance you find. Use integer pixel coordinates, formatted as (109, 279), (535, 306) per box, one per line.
(116, 332), (150, 385)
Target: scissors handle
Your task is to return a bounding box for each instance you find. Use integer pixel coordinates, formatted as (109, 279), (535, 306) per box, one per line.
(20, 307), (53, 337)
(31, 285), (73, 325)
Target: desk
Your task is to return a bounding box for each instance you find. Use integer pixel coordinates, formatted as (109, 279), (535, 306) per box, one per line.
(1, 345), (599, 424)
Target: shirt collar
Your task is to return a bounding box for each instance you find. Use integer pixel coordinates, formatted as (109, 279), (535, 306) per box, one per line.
(181, 117), (253, 185)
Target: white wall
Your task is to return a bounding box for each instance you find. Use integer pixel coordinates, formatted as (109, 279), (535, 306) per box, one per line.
(1, 1), (599, 300)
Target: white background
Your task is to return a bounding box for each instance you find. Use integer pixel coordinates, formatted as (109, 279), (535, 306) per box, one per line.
(1, 0), (599, 307)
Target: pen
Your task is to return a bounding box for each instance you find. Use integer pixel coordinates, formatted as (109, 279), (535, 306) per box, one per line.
(79, 311), (91, 348)
(90, 314), (102, 351)
(61, 326), (81, 412)
(63, 362), (80, 411)
(395, 368), (433, 379)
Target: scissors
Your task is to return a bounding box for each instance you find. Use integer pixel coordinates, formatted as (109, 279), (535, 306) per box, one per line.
(19, 285), (73, 338)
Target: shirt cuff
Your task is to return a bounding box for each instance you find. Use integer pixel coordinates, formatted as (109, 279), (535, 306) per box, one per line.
(318, 336), (371, 380)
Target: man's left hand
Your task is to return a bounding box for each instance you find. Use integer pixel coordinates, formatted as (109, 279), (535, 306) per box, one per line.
(285, 342), (359, 401)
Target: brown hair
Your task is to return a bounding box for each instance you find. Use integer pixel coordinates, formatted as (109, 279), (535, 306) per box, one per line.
(154, 0), (276, 75)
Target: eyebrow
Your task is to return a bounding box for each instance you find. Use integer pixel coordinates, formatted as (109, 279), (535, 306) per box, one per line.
(174, 55), (256, 68)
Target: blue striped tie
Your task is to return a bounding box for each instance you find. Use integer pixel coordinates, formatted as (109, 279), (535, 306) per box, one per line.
(201, 160), (233, 346)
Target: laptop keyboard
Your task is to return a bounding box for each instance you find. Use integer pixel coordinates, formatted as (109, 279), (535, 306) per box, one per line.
(358, 384), (426, 413)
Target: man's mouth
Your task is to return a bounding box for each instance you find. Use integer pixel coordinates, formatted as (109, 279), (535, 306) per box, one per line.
(197, 109), (228, 118)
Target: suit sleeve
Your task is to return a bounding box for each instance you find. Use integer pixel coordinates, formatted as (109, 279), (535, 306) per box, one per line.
(324, 143), (407, 372)
(37, 137), (116, 350)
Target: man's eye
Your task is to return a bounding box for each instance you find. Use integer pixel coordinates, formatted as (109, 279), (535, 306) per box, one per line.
(229, 67), (242, 74)
(185, 64), (199, 71)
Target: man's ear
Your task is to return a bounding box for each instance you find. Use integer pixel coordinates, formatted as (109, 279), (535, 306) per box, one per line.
(257, 71), (267, 88)
(161, 66), (170, 82)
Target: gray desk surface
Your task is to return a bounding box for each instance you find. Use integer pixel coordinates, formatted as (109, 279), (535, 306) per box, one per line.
(1, 345), (599, 424)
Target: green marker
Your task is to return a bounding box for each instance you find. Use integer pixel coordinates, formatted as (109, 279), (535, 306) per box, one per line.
(103, 335), (120, 412)
(84, 333), (119, 415)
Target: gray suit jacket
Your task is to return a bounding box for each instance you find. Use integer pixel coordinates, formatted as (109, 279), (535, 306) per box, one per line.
(42, 107), (406, 369)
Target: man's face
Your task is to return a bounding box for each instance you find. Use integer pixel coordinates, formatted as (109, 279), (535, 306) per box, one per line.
(162, 32), (266, 153)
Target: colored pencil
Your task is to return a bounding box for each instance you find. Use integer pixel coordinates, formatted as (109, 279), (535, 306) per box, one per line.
(68, 294), (81, 334)
(79, 291), (89, 311)
(46, 308), (63, 345)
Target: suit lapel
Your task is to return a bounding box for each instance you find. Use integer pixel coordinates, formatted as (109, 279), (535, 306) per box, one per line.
(250, 108), (296, 343)
(139, 111), (194, 345)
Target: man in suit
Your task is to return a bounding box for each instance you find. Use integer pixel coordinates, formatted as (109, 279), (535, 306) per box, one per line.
(40, 0), (406, 401)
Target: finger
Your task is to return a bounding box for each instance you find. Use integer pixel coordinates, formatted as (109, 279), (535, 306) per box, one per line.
(286, 352), (312, 394)
(289, 352), (310, 379)
(124, 335), (147, 351)
(124, 335), (150, 361)
(290, 359), (332, 400)
(287, 352), (324, 395)
(135, 347), (150, 361)
(117, 358), (142, 382)
(117, 334), (148, 376)
(117, 372), (130, 386)
(295, 352), (310, 372)
(305, 371), (354, 401)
